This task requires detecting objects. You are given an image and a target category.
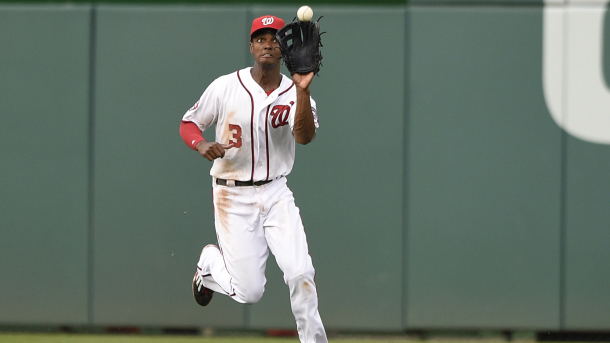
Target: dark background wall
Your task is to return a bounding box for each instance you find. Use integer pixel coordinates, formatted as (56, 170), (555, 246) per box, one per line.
(1, 0), (609, 332)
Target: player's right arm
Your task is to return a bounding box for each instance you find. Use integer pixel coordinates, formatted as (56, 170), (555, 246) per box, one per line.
(180, 78), (232, 161)
(179, 121), (232, 161)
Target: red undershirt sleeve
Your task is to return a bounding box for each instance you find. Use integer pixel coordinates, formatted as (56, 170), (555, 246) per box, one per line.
(180, 121), (206, 151)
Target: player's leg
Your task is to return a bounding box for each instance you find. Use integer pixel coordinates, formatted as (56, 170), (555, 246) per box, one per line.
(195, 244), (228, 295)
(197, 184), (269, 304)
(262, 178), (328, 343)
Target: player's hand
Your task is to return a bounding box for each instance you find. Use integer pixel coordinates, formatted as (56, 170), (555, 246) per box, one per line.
(292, 72), (314, 90)
(196, 141), (234, 161)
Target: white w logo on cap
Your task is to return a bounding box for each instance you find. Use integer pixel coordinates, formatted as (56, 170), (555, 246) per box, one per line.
(262, 17), (274, 25)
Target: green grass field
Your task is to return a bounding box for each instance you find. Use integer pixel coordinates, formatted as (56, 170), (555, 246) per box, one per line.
(0, 333), (431, 343)
(1, 333), (535, 343)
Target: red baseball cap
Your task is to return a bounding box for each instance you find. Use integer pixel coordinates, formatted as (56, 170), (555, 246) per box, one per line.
(250, 15), (285, 39)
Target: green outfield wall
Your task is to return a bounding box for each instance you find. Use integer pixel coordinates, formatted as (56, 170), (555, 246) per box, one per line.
(1, 1), (609, 332)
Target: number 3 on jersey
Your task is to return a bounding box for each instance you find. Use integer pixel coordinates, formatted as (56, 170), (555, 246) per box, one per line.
(228, 124), (242, 148)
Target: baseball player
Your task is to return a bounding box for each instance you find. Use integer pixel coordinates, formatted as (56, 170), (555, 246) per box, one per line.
(179, 15), (327, 343)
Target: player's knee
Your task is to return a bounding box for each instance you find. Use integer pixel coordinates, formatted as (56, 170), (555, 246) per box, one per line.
(284, 265), (315, 285)
(285, 270), (315, 289)
(285, 273), (318, 300)
(239, 286), (265, 304)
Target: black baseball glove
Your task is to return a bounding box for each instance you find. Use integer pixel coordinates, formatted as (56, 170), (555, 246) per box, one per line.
(275, 17), (324, 76)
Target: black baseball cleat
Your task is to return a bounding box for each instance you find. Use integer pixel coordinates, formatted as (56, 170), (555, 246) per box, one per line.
(192, 270), (214, 306)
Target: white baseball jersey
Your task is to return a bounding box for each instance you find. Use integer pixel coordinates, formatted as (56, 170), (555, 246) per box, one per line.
(182, 67), (319, 182)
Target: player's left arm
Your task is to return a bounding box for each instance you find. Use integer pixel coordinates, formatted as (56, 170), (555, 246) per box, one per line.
(292, 72), (317, 145)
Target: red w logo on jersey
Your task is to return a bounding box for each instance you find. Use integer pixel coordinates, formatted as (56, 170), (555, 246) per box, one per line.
(270, 102), (294, 128)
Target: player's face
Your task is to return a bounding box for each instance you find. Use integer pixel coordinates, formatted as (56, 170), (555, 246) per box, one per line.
(250, 32), (281, 65)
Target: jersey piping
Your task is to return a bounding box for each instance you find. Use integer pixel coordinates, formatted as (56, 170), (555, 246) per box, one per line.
(236, 71), (256, 181)
(279, 82), (294, 95)
(236, 71), (294, 182)
(265, 105), (270, 181)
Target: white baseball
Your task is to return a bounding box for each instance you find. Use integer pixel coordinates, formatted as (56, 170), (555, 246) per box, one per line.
(297, 6), (313, 22)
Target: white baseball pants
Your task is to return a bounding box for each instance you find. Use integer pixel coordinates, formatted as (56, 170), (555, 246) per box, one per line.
(197, 176), (327, 343)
